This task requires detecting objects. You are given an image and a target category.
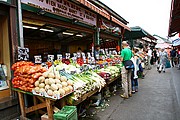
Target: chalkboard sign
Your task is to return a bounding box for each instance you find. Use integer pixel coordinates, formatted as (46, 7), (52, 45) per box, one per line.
(18, 47), (29, 61)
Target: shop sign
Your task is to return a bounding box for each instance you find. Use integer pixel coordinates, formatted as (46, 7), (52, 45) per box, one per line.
(21, 0), (97, 26)
(18, 47), (29, 61)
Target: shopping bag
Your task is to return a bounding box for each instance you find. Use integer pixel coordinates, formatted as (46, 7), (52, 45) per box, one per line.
(165, 60), (171, 68)
(123, 60), (134, 70)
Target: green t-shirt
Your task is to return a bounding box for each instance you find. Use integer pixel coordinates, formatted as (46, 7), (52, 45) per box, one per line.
(121, 48), (133, 61)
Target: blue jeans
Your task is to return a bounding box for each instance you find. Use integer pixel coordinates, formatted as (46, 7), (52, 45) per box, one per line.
(132, 78), (138, 91)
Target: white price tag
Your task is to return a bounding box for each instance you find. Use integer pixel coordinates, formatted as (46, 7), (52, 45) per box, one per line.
(105, 49), (108, 55)
(34, 55), (42, 64)
(87, 52), (91, 58)
(73, 53), (77, 58)
(47, 55), (54, 62)
(66, 53), (70, 59)
(57, 54), (62, 61)
(77, 52), (81, 58)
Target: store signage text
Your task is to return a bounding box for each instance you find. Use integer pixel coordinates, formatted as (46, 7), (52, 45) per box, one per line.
(21, 0), (97, 26)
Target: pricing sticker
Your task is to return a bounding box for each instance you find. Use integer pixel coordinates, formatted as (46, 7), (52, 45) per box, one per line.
(47, 55), (54, 62)
(66, 53), (70, 59)
(34, 55), (42, 64)
(57, 54), (62, 61)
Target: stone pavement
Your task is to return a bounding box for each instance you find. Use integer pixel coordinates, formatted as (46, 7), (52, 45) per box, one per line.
(83, 66), (179, 120)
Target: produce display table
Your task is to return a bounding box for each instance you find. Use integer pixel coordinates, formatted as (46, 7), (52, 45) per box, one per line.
(12, 88), (55, 120)
(72, 75), (120, 105)
(12, 75), (121, 119)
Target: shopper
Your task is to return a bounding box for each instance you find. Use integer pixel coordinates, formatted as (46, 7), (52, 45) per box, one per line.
(120, 41), (133, 99)
(158, 48), (168, 73)
(147, 47), (152, 70)
(131, 48), (140, 93)
(170, 47), (177, 67)
(94, 45), (100, 60)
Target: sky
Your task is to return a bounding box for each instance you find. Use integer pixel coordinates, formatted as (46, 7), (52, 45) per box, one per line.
(100, 0), (173, 39)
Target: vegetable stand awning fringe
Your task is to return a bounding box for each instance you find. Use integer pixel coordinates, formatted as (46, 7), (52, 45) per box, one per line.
(124, 26), (157, 40)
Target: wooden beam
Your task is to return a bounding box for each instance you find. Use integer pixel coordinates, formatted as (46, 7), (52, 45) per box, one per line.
(25, 102), (46, 114)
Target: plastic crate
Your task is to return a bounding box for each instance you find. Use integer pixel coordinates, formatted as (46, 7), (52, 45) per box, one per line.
(54, 106), (78, 120)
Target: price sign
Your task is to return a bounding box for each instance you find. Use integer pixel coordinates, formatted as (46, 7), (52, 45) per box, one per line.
(109, 51), (112, 55)
(34, 55), (42, 64)
(77, 52), (81, 58)
(73, 53), (77, 58)
(88, 57), (91, 64)
(18, 47), (29, 61)
(113, 50), (117, 55)
(47, 55), (54, 62)
(96, 54), (99, 60)
(87, 52), (91, 58)
(105, 49), (108, 55)
(101, 49), (105, 55)
(81, 53), (85, 57)
(66, 53), (70, 59)
(57, 54), (62, 61)
(72, 57), (77, 63)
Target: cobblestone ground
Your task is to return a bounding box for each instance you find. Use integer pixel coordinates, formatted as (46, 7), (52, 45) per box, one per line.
(83, 66), (177, 120)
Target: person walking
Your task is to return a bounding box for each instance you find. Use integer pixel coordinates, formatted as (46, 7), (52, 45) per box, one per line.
(170, 47), (177, 67)
(120, 41), (133, 99)
(158, 48), (168, 73)
(147, 47), (152, 70)
(131, 48), (140, 93)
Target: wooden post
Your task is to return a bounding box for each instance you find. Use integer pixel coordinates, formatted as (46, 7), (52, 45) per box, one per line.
(46, 98), (54, 120)
(18, 92), (26, 118)
(33, 96), (38, 116)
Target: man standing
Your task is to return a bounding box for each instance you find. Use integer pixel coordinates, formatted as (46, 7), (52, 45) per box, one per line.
(147, 47), (152, 69)
(120, 41), (133, 99)
(170, 47), (177, 67)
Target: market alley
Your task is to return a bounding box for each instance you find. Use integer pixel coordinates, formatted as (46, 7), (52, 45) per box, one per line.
(86, 66), (179, 120)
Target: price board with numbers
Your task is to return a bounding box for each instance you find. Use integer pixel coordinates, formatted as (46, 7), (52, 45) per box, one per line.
(18, 47), (29, 61)
(47, 55), (54, 62)
(34, 55), (42, 64)
(57, 54), (62, 61)
(66, 53), (71, 59)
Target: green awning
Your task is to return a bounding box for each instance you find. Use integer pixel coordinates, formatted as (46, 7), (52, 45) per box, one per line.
(124, 26), (156, 40)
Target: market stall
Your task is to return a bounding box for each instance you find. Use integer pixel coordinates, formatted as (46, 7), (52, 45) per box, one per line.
(10, 0), (131, 119)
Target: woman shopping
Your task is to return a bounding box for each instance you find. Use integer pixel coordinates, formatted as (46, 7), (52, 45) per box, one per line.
(158, 48), (168, 73)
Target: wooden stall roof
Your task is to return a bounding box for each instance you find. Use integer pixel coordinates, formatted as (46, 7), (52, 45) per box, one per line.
(168, 0), (180, 37)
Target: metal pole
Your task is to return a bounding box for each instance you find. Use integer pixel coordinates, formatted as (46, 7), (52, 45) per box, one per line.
(17, 0), (24, 47)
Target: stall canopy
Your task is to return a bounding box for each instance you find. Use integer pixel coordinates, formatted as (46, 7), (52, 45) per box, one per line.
(124, 26), (156, 40)
(172, 38), (180, 46)
(155, 42), (172, 49)
(168, 0), (180, 37)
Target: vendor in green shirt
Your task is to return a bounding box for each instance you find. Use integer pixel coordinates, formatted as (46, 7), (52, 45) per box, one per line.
(120, 41), (133, 99)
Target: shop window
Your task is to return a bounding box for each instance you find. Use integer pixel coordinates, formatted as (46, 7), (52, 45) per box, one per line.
(0, 15), (10, 93)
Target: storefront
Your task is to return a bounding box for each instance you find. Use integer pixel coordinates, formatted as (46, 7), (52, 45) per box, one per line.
(0, 0), (19, 119)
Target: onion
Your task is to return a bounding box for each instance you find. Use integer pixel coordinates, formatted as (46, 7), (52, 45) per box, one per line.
(34, 81), (39, 87)
(61, 82), (68, 87)
(60, 76), (67, 82)
(58, 89), (65, 96)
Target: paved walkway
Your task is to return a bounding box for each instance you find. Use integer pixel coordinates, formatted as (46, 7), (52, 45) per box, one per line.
(86, 66), (178, 120)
